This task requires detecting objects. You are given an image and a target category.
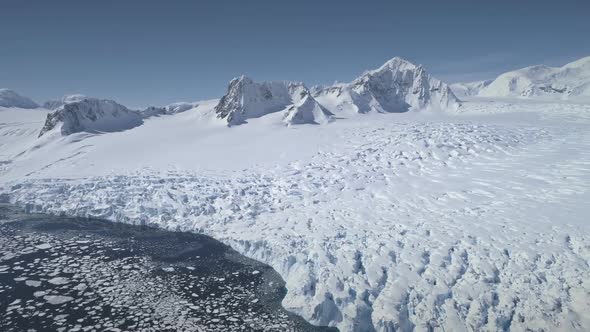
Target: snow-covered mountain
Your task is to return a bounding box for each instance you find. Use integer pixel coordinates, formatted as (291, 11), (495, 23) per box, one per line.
(474, 56), (590, 100)
(0, 89), (39, 109)
(314, 57), (459, 114)
(450, 80), (492, 98)
(214, 76), (332, 126)
(38, 97), (143, 137)
(42, 94), (88, 110)
(7, 56), (459, 134)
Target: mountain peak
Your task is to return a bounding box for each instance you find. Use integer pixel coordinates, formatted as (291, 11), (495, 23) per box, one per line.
(374, 57), (418, 73)
(314, 57), (458, 114)
(63, 94), (87, 103)
(231, 75), (253, 84)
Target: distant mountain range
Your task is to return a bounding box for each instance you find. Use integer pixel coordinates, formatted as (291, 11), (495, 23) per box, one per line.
(1, 57), (460, 137)
(2, 56), (589, 138)
(214, 57), (459, 126)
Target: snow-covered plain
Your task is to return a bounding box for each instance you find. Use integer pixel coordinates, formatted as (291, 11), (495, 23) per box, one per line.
(1, 96), (589, 331)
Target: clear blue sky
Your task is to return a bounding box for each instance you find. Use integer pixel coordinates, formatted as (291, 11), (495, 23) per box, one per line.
(1, 0), (589, 108)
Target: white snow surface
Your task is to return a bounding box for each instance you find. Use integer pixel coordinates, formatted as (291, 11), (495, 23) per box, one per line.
(1, 97), (590, 331)
(0, 89), (39, 109)
(470, 56), (590, 101)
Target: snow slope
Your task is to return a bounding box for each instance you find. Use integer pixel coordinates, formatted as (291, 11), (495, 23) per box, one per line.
(0, 108), (50, 175)
(314, 57), (459, 115)
(477, 56), (590, 100)
(215, 76), (332, 126)
(1, 97), (589, 331)
(0, 89), (39, 109)
(38, 97), (143, 137)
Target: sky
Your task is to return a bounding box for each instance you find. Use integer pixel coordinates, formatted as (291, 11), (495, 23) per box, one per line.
(1, 0), (589, 108)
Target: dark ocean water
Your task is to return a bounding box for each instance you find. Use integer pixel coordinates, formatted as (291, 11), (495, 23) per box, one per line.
(0, 204), (337, 332)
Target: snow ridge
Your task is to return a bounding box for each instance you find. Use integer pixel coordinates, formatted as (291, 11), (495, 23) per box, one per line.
(38, 97), (143, 137)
